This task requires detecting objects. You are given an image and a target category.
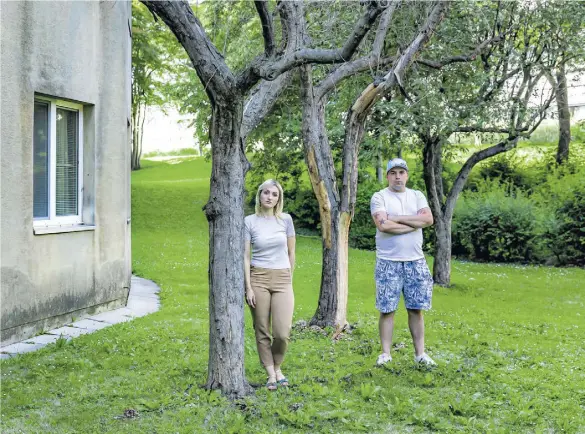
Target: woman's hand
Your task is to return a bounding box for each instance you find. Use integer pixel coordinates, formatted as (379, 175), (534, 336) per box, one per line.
(246, 289), (256, 308)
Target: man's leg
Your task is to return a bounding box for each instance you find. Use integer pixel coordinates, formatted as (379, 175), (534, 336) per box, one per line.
(379, 311), (396, 355)
(375, 259), (402, 364)
(407, 309), (424, 357)
(403, 259), (435, 364)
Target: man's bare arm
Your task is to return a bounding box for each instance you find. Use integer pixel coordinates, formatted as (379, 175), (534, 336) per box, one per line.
(372, 211), (417, 234)
(392, 207), (434, 229)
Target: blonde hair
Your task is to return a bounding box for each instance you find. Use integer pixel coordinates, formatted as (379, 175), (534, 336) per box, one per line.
(255, 179), (284, 218)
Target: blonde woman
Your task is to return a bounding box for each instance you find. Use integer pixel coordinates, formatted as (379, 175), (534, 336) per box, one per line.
(244, 179), (296, 391)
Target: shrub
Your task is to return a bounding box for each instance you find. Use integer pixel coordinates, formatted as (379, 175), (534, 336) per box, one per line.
(453, 181), (539, 262)
(571, 119), (585, 143)
(466, 153), (538, 193)
(532, 167), (585, 266)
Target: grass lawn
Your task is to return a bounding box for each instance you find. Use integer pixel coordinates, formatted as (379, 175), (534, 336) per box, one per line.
(2, 157), (584, 433)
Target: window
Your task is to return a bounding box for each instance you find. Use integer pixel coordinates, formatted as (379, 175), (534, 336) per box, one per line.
(33, 97), (85, 229)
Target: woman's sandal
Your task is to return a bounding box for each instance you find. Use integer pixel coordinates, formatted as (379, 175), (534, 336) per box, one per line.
(266, 380), (278, 391)
(276, 377), (289, 387)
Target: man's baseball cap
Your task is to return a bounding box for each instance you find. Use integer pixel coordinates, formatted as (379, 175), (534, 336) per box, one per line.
(386, 158), (408, 173)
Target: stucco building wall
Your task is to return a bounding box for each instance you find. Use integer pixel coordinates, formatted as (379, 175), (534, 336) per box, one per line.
(1, 1), (132, 345)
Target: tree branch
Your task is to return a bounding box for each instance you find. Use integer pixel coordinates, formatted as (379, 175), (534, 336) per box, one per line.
(241, 1), (304, 139)
(372, 0), (401, 59)
(315, 56), (396, 100)
(454, 126), (528, 134)
(315, 1), (401, 100)
(141, 0), (236, 99)
(416, 30), (509, 70)
(444, 136), (519, 220)
(390, 0), (449, 94)
(254, 1), (275, 57)
(253, 1), (386, 81)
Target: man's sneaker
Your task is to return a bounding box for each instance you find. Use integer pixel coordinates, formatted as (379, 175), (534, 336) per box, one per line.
(376, 353), (392, 366)
(415, 353), (437, 366)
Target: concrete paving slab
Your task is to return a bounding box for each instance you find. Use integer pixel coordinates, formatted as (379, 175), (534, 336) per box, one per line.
(1, 342), (47, 354)
(1, 353), (14, 360)
(24, 334), (61, 345)
(88, 309), (134, 324)
(48, 326), (92, 339)
(127, 295), (159, 311)
(70, 318), (112, 331)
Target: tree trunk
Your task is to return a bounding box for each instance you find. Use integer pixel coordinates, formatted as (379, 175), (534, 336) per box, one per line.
(555, 63), (571, 165)
(422, 135), (451, 286)
(432, 215), (452, 286)
(376, 148), (384, 183)
(131, 102), (143, 170)
(300, 65), (345, 328)
(204, 98), (253, 398)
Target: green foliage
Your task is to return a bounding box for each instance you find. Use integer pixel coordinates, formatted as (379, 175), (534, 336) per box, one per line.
(452, 147), (585, 265)
(132, 1), (195, 110)
(466, 153), (540, 193)
(532, 165), (585, 266)
(349, 180), (380, 251)
(572, 119), (585, 143)
(2, 158), (585, 433)
(453, 182), (539, 262)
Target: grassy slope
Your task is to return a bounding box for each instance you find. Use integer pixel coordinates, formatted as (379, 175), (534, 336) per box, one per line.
(1, 158), (584, 433)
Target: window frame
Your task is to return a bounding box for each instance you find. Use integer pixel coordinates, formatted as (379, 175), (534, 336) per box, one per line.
(33, 96), (85, 229)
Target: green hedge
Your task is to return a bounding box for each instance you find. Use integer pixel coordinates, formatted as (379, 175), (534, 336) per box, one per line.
(453, 183), (539, 262)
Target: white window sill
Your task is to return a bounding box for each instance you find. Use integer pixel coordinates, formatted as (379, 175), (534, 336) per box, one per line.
(33, 224), (96, 235)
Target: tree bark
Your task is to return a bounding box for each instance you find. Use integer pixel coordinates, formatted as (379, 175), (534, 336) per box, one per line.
(555, 63), (571, 165)
(422, 135), (450, 286)
(300, 65), (343, 328)
(433, 215), (452, 286)
(376, 148), (384, 183)
(204, 98), (253, 398)
(131, 102), (144, 170)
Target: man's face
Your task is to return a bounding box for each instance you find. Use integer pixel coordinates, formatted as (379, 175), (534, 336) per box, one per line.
(387, 168), (408, 192)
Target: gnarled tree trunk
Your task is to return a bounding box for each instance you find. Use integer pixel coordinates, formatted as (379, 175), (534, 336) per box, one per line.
(300, 65), (344, 328)
(555, 63), (571, 165)
(422, 135), (451, 286)
(432, 216), (452, 285)
(204, 98), (253, 398)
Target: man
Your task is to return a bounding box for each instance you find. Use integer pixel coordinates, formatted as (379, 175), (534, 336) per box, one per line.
(370, 158), (436, 366)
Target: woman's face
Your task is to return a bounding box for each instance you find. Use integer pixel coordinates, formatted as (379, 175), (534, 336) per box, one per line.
(259, 185), (280, 210)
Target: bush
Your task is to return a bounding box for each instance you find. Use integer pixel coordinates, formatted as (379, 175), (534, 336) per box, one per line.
(466, 153), (538, 193)
(571, 119), (585, 143)
(532, 167), (585, 266)
(453, 181), (539, 262)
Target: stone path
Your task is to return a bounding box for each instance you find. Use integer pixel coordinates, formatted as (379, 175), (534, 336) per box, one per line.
(0, 276), (160, 359)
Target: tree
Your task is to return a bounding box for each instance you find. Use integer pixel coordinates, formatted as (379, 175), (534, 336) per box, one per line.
(539, 1), (585, 165)
(548, 62), (572, 165)
(131, 1), (193, 170)
(378, 0), (575, 286)
(301, 0), (449, 328)
(140, 0), (389, 398)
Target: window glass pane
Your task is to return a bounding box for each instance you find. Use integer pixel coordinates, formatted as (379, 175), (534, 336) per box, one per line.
(33, 101), (49, 218)
(56, 108), (79, 216)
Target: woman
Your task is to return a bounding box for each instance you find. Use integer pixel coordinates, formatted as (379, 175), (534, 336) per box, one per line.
(244, 179), (296, 391)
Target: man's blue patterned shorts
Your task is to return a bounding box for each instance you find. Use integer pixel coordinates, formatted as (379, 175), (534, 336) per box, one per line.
(374, 258), (434, 313)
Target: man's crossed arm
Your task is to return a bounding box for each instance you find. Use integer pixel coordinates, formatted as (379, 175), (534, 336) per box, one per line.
(392, 207), (434, 229)
(372, 208), (434, 234)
